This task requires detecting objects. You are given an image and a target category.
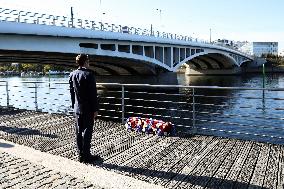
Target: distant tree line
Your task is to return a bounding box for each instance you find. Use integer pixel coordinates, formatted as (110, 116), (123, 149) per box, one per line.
(0, 63), (73, 74)
(261, 54), (284, 66)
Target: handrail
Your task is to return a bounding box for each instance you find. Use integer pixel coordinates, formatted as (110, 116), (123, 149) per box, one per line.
(1, 81), (283, 91)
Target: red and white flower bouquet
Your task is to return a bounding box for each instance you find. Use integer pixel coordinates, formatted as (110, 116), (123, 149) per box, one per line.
(125, 117), (175, 136)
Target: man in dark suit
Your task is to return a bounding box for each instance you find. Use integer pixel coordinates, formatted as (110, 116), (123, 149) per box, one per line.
(69, 54), (99, 163)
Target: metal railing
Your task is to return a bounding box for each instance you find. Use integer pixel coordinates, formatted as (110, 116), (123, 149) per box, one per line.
(1, 81), (284, 144)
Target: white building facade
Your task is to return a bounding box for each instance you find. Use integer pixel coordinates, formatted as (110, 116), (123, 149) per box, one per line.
(253, 42), (278, 57)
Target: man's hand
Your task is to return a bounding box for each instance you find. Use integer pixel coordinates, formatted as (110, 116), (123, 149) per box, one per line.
(94, 111), (98, 120)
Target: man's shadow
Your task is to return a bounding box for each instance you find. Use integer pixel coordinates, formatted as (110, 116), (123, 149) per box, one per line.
(0, 142), (14, 148)
(0, 125), (57, 138)
(84, 157), (268, 189)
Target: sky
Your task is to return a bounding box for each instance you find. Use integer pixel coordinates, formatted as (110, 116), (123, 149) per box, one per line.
(1, 0), (284, 53)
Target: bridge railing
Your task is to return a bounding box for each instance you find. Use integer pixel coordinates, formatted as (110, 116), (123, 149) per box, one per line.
(0, 7), (208, 43)
(0, 80), (284, 144)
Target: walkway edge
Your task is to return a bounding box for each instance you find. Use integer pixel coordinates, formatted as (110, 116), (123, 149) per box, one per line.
(0, 139), (165, 189)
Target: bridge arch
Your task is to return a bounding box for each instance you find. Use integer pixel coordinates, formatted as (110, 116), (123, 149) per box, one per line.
(173, 52), (237, 71)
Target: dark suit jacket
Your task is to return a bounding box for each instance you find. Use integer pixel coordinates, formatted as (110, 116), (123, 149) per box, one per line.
(69, 67), (99, 115)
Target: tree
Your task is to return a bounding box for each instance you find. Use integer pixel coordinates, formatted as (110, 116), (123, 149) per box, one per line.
(21, 64), (36, 72)
(263, 54), (282, 66)
(43, 65), (52, 74)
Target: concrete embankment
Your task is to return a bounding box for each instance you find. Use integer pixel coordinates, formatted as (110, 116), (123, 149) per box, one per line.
(242, 66), (284, 73)
(183, 66), (284, 75)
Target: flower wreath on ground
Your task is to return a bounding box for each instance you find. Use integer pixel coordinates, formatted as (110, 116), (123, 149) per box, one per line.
(125, 117), (175, 136)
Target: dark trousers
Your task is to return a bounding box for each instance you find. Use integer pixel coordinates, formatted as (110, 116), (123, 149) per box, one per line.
(74, 114), (94, 158)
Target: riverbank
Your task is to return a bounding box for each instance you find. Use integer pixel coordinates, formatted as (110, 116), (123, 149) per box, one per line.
(0, 71), (71, 77)
(183, 65), (284, 75)
(242, 65), (284, 73)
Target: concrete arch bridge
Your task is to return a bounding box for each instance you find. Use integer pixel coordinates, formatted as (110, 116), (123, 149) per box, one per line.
(0, 8), (253, 76)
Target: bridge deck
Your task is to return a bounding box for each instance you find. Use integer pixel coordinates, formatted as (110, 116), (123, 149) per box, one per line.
(0, 108), (283, 189)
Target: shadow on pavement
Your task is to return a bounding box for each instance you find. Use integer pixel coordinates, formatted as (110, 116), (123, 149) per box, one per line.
(96, 162), (267, 189)
(0, 142), (14, 148)
(0, 125), (57, 138)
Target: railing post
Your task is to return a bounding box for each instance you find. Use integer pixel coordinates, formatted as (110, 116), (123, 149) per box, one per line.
(121, 85), (125, 124)
(91, 21), (96, 29)
(17, 13), (20, 22)
(6, 81), (9, 107)
(34, 83), (38, 111)
(119, 25), (122, 33)
(192, 88), (196, 134)
(52, 16), (56, 25)
(112, 24), (115, 32)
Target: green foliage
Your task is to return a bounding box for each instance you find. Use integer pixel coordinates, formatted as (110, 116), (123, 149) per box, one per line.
(21, 64), (36, 72)
(262, 53), (283, 66)
(279, 58), (284, 65)
(0, 63), (71, 73)
(43, 65), (52, 73)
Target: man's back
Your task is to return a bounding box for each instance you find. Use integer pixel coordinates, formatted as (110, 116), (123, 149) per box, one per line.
(69, 68), (98, 115)
(70, 54), (99, 163)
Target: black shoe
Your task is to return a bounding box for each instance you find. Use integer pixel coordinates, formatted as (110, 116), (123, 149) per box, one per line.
(84, 154), (102, 163)
(78, 156), (85, 163)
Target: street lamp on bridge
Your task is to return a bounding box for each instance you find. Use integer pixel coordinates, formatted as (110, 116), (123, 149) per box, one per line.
(155, 8), (163, 31)
(70, 6), (74, 27)
(156, 8), (162, 21)
(210, 28), (212, 43)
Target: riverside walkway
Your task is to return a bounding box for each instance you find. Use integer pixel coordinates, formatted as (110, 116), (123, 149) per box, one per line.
(0, 108), (283, 189)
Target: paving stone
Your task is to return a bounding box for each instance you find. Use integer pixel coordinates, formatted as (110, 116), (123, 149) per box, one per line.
(0, 151), (102, 189)
(2, 109), (283, 189)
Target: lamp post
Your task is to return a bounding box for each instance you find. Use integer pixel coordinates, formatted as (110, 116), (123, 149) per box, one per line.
(101, 12), (106, 22)
(100, 12), (106, 30)
(155, 8), (162, 31)
(156, 8), (162, 22)
(70, 6), (74, 27)
(210, 28), (212, 43)
(99, 0), (102, 19)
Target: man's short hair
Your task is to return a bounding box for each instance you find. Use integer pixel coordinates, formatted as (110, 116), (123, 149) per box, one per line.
(76, 54), (89, 66)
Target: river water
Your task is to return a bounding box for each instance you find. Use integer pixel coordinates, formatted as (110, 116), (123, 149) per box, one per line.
(0, 73), (284, 144)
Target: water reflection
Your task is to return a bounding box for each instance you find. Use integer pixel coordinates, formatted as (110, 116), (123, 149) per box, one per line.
(178, 74), (242, 87)
(179, 74), (284, 144)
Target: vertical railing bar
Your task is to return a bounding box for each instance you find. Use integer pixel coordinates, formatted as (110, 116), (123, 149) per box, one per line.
(192, 87), (196, 134)
(6, 81), (9, 107)
(34, 83), (38, 111)
(121, 85), (125, 124)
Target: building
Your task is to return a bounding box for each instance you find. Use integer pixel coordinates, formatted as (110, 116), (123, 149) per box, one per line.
(253, 42), (278, 57)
